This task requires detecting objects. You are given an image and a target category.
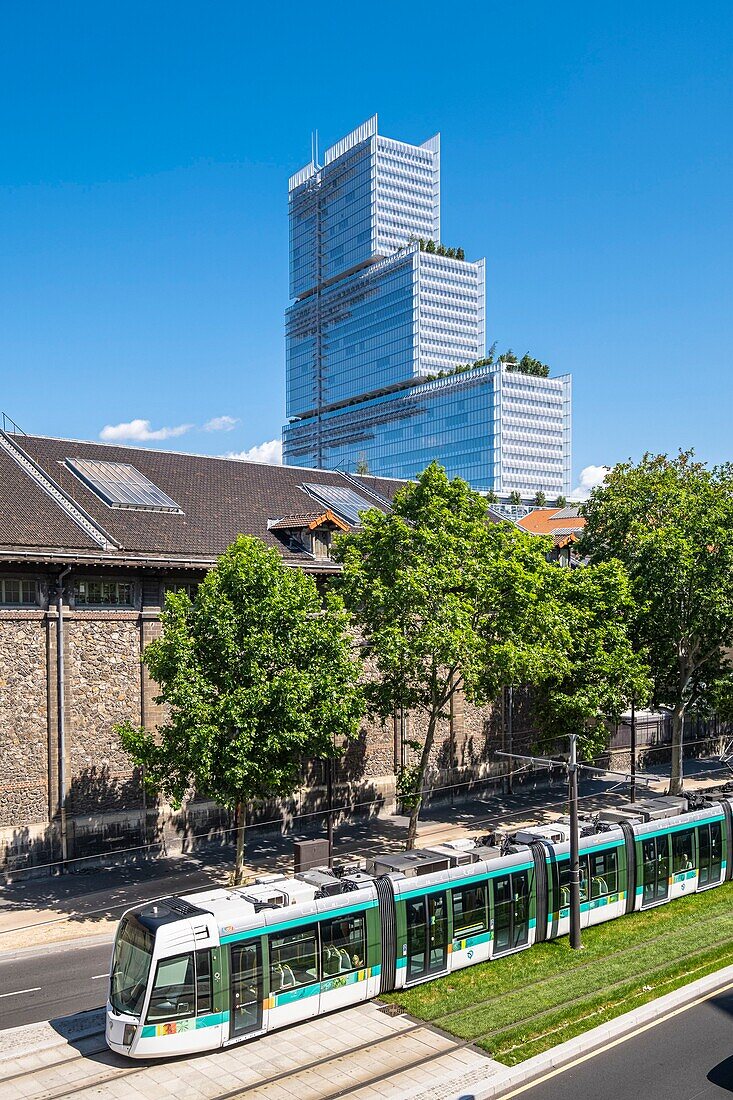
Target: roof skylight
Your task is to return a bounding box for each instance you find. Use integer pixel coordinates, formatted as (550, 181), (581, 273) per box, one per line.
(301, 483), (379, 526)
(65, 458), (183, 513)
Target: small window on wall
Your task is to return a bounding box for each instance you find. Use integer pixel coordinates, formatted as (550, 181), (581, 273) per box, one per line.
(0, 578), (38, 607)
(164, 581), (199, 600)
(74, 578), (134, 607)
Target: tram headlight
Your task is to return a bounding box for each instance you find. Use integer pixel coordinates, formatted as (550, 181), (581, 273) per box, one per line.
(123, 1024), (137, 1047)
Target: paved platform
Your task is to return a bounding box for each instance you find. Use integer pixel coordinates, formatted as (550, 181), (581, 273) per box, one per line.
(0, 1001), (495, 1100)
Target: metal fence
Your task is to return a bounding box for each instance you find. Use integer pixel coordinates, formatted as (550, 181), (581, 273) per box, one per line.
(609, 713), (732, 754)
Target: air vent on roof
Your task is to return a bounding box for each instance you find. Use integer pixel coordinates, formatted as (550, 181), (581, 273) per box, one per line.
(66, 458), (183, 513)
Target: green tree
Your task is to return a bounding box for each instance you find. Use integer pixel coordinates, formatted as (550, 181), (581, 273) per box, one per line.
(334, 463), (570, 848)
(456, 247), (465, 261)
(509, 490), (522, 505)
(117, 536), (364, 883)
(355, 456), (370, 475)
(533, 561), (652, 757)
(556, 495), (568, 508)
(425, 238), (436, 253)
(533, 490), (547, 507)
(582, 452), (733, 793)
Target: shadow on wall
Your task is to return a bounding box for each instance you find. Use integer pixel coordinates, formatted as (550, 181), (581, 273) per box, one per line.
(66, 765), (144, 816)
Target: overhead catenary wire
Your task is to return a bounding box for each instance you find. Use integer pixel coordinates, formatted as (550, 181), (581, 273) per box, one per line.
(3, 740), (732, 881)
(0, 770), (722, 940)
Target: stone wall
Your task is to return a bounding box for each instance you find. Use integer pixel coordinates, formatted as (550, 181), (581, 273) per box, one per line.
(0, 581), (513, 865)
(0, 612), (48, 826)
(65, 613), (144, 816)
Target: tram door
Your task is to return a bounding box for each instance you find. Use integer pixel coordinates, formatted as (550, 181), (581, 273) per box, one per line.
(405, 892), (448, 982)
(492, 871), (530, 954)
(229, 941), (263, 1038)
(699, 821), (723, 886)
(641, 836), (670, 906)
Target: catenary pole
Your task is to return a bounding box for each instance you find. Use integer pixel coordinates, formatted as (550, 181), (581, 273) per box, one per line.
(568, 731), (582, 950)
(630, 697), (637, 804)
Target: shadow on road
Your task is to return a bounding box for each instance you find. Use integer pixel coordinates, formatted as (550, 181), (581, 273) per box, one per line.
(708, 1055), (733, 1091)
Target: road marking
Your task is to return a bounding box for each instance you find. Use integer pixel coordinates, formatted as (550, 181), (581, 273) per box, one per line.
(496, 976), (733, 1098)
(91, 974), (108, 979)
(0, 987), (41, 999)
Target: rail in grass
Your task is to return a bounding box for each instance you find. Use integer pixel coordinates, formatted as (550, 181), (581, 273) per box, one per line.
(106, 791), (732, 1059)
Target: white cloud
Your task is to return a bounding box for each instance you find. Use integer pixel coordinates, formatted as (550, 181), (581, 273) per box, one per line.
(571, 464), (610, 500)
(99, 418), (193, 443)
(204, 415), (240, 432)
(225, 439), (283, 465)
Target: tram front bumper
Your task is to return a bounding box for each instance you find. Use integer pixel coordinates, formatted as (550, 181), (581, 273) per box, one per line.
(105, 1006), (138, 1055)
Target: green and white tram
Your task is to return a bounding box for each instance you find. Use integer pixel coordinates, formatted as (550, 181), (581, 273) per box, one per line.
(106, 792), (733, 1059)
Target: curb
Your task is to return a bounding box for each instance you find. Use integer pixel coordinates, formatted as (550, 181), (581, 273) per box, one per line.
(454, 961), (733, 1099)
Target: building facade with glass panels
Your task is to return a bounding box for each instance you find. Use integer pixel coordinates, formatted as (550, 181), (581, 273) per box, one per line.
(283, 115), (571, 498)
(284, 364), (570, 497)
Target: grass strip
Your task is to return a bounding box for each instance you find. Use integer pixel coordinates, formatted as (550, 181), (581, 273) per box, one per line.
(484, 944), (733, 1065)
(382, 881), (733, 1063)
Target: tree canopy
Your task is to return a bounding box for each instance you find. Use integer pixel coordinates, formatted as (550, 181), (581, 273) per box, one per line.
(334, 462), (572, 847)
(581, 452), (733, 792)
(533, 560), (652, 757)
(118, 535), (364, 881)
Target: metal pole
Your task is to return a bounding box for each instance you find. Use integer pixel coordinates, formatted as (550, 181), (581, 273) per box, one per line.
(327, 754), (334, 868)
(507, 685), (514, 796)
(56, 567), (72, 870)
(449, 689), (455, 808)
(568, 732), (582, 950)
(630, 697), (637, 804)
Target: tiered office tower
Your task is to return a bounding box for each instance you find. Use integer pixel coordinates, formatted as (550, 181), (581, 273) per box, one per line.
(283, 116), (571, 498)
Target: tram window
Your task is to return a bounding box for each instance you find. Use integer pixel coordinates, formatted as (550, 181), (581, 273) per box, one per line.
(452, 882), (488, 936)
(321, 913), (366, 975)
(195, 949), (212, 1015)
(269, 928), (319, 991)
(672, 830), (694, 873)
(146, 953), (195, 1022)
(588, 849), (618, 897)
(559, 858), (590, 908)
(711, 822), (723, 882)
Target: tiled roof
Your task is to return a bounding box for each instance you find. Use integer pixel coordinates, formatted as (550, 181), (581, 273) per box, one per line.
(518, 507), (586, 537)
(268, 511), (349, 532)
(0, 433), (402, 568)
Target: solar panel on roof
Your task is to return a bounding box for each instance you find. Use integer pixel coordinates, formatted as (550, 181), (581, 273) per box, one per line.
(65, 458), (183, 513)
(302, 483), (379, 526)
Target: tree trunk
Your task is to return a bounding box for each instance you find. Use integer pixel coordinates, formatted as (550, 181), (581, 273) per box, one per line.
(405, 710), (439, 851)
(668, 707), (685, 796)
(233, 799), (246, 885)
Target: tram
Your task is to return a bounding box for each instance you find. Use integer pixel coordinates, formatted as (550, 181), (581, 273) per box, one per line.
(106, 791), (731, 1059)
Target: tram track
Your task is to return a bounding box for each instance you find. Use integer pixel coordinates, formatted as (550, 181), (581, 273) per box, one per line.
(430, 901), (733, 1024)
(7, 942), (733, 1100)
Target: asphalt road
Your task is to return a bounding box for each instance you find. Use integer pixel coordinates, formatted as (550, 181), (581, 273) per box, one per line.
(506, 986), (733, 1100)
(0, 938), (111, 1030)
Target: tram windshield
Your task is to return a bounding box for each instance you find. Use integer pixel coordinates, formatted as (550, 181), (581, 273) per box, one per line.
(110, 916), (154, 1017)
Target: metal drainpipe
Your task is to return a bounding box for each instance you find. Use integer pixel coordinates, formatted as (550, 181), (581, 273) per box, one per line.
(56, 566), (72, 870)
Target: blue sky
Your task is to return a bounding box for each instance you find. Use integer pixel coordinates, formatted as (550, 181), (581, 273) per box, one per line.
(1, 2), (731, 491)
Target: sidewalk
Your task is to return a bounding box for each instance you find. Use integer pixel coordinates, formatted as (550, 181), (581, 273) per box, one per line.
(0, 761), (723, 954)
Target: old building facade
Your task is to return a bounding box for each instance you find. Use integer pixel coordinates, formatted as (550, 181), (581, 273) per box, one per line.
(0, 429), (518, 870)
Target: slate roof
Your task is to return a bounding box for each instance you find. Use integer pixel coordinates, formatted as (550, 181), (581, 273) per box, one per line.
(0, 433), (403, 570)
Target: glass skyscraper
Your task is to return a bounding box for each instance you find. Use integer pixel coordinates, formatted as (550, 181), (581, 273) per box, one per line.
(283, 115), (571, 498)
